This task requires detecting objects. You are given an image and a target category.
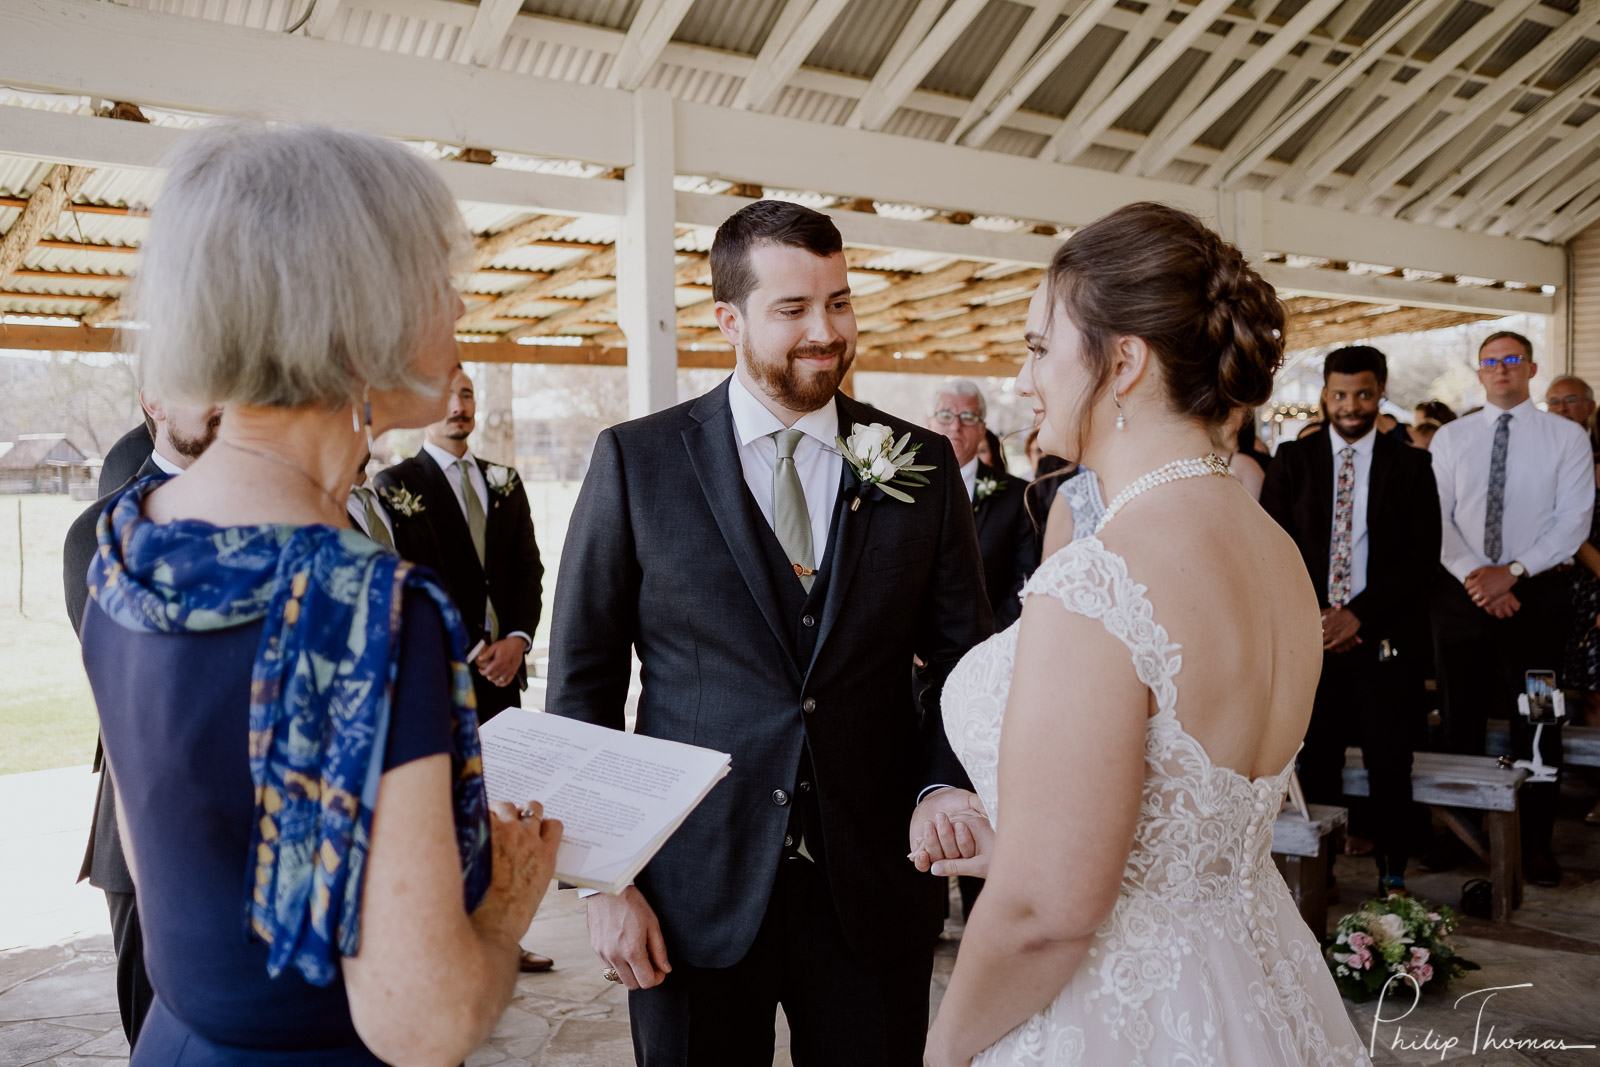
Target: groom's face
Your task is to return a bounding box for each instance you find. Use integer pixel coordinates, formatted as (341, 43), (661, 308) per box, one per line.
(716, 242), (856, 414)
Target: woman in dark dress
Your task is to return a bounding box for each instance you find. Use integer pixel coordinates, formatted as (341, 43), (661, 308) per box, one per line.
(80, 123), (563, 1065)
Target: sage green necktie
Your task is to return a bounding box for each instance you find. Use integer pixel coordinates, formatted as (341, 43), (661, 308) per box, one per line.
(772, 429), (816, 593)
(456, 458), (499, 640)
(358, 487), (393, 551)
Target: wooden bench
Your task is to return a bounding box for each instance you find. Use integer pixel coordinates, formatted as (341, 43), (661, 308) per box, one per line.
(1485, 719), (1600, 768)
(1271, 804), (1347, 935)
(1343, 749), (1530, 920)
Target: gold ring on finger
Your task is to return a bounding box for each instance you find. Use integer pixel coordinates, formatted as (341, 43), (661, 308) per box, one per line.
(602, 967), (622, 983)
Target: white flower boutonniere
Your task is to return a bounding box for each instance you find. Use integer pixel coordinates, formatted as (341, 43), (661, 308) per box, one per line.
(974, 476), (1001, 505)
(380, 486), (425, 517)
(836, 422), (935, 510)
(485, 464), (519, 497)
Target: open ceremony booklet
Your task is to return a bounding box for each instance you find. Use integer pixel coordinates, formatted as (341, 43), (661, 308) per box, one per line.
(477, 710), (732, 894)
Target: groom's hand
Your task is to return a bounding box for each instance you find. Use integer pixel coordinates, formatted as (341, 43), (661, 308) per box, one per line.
(908, 788), (993, 879)
(586, 886), (671, 991)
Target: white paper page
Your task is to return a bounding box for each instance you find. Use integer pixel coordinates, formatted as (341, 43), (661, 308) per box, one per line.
(478, 710), (730, 889)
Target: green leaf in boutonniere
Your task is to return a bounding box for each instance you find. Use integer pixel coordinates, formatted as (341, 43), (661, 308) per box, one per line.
(974, 476), (1002, 505)
(380, 486), (425, 518)
(837, 422), (936, 510)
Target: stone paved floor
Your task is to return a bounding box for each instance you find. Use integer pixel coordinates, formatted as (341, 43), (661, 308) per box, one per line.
(4, 766), (1600, 1065)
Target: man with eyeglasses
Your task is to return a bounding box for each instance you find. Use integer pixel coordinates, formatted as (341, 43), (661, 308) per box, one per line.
(1545, 375), (1597, 434)
(1429, 331), (1594, 887)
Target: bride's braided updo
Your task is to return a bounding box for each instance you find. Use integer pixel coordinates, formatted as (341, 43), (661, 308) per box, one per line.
(1045, 202), (1284, 443)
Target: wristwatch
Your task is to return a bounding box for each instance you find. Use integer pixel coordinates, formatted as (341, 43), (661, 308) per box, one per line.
(1508, 561), (1527, 579)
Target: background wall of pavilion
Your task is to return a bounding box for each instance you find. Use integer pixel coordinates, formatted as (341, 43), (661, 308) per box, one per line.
(1573, 222), (1600, 383)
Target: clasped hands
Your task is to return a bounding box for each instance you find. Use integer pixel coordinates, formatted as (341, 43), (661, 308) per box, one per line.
(908, 788), (993, 879)
(1464, 564), (1520, 619)
(475, 636), (528, 689)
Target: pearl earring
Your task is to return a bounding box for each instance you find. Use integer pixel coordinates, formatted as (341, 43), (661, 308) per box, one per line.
(1114, 391), (1126, 431)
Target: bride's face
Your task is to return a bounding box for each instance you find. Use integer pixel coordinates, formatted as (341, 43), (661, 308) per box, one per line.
(1016, 286), (1100, 461)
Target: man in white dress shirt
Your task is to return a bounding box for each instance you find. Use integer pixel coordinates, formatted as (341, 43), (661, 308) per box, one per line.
(346, 453), (396, 548)
(1430, 331), (1594, 886)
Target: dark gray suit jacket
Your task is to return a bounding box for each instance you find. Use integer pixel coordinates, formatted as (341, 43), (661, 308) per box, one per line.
(547, 382), (992, 970)
(973, 461), (1037, 630)
(64, 457), (161, 893)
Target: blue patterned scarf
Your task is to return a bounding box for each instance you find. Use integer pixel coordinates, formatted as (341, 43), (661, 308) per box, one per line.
(87, 475), (492, 986)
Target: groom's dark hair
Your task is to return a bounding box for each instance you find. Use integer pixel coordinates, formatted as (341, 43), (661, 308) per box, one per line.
(711, 199), (844, 311)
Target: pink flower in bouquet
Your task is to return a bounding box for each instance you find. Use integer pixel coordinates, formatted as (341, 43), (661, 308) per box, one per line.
(1349, 947), (1373, 970)
(1409, 947), (1430, 967)
(1428, 912), (1441, 921)
(1409, 963), (1434, 984)
(1348, 932), (1373, 952)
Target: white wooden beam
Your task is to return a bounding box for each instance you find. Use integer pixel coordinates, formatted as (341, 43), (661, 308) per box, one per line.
(956, 0), (1123, 149)
(1451, 115), (1600, 230)
(849, 0), (988, 131)
(459, 0), (523, 66)
(605, 0), (698, 92)
(1544, 187), (1600, 242)
(303, 0), (344, 38)
(1258, 265), (1554, 316)
(617, 91), (678, 416)
(945, 0), (1070, 144)
(1342, 0), (1600, 212)
(1398, 64), (1600, 221)
(1269, 57), (1399, 199)
(1048, 0), (1236, 164)
(1219, 0), (1448, 188)
(731, 0), (846, 112)
(1037, 0), (1179, 162)
(1493, 151), (1600, 237)
(0, 164), (93, 279)
(0, 0), (636, 166)
(1274, 0), (1541, 201)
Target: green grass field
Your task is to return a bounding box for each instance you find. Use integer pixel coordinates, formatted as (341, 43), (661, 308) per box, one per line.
(0, 483), (584, 776)
(0, 494), (99, 775)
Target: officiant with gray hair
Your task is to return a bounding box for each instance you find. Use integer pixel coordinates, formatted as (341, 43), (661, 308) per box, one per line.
(928, 378), (1036, 630)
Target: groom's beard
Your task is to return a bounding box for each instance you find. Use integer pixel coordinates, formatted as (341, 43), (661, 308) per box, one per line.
(745, 337), (854, 413)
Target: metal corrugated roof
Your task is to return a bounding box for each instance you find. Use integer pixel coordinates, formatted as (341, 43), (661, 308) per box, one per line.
(920, 0), (1034, 99)
(521, 0), (644, 32)
(1021, 24), (1126, 117)
(675, 0), (789, 54)
(806, 0), (927, 79)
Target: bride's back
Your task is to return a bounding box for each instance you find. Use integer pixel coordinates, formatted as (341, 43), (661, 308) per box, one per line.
(1101, 477), (1321, 782)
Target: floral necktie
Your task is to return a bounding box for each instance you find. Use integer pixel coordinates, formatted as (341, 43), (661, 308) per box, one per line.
(1484, 413), (1512, 564)
(1328, 447), (1356, 607)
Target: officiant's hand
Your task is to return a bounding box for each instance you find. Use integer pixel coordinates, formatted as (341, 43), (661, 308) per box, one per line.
(478, 801), (563, 948)
(909, 788), (993, 879)
(587, 886), (671, 991)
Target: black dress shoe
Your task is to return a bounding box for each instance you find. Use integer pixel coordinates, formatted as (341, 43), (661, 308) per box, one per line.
(1525, 851), (1562, 888)
(519, 950), (554, 973)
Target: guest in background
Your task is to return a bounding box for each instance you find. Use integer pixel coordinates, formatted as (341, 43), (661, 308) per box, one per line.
(61, 390), (221, 1050)
(346, 453), (396, 550)
(1546, 376), (1600, 788)
(375, 366), (545, 728)
(76, 122), (562, 1066)
(1409, 419), (1442, 450)
(1297, 418), (1326, 440)
(1224, 408), (1265, 500)
(1023, 426), (1044, 477)
(1261, 345), (1441, 895)
(977, 427), (1005, 472)
(1415, 399), (1457, 428)
(1038, 464), (1106, 559)
(1430, 332), (1594, 886)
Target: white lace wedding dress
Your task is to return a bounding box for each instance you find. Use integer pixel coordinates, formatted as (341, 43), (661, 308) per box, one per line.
(943, 537), (1372, 1066)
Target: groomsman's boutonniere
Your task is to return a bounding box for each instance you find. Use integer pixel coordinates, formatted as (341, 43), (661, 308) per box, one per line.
(380, 486), (425, 517)
(485, 464), (520, 498)
(974, 476), (1001, 505)
(837, 422), (935, 511)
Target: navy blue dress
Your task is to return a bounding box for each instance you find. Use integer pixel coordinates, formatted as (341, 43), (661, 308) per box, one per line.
(82, 588), (454, 1065)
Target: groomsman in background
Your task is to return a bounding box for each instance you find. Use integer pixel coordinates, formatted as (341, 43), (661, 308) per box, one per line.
(1430, 332), (1593, 887)
(373, 365), (544, 723)
(373, 366), (551, 974)
(62, 392), (221, 1047)
(927, 380), (1036, 628)
(1261, 346), (1440, 897)
(347, 453), (397, 550)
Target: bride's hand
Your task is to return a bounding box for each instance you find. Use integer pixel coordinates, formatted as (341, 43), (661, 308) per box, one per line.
(909, 789), (993, 878)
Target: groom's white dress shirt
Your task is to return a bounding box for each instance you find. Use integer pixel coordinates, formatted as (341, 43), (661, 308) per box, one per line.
(150, 450), (183, 477)
(1327, 427), (1375, 603)
(419, 438), (531, 652)
(1430, 398), (1592, 580)
(728, 374), (842, 560)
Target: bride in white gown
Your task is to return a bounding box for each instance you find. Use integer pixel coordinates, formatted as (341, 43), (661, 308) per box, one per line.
(919, 203), (1371, 1066)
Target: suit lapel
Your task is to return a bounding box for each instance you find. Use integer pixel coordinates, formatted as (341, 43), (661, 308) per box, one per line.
(1367, 432), (1395, 525)
(808, 394), (876, 672)
(971, 461), (997, 538)
(682, 382), (801, 671)
(1309, 431), (1334, 603)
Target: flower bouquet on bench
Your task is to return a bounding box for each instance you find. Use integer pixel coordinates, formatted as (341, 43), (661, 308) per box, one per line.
(1324, 894), (1480, 1001)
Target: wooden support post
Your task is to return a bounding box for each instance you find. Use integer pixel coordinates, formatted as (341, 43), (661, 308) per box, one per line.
(1485, 810), (1522, 920)
(616, 90), (679, 419)
(474, 362), (516, 466)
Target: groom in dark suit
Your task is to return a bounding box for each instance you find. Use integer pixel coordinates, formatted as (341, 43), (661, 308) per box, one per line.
(547, 200), (992, 1065)
(1261, 345), (1441, 894)
(373, 366), (543, 723)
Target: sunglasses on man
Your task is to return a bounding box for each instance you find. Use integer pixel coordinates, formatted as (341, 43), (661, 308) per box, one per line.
(1478, 354), (1525, 369)
(931, 409), (983, 426)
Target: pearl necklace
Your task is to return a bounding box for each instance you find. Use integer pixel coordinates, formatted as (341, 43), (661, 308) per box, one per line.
(1095, 454), (1233, 534)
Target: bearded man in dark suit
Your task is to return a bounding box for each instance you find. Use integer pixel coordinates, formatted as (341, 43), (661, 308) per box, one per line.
(373, 366), (543, 723)
(1261, 345), (1441, 896)
(63, 392), (221, 1048)
(546, 200), (992, 1066)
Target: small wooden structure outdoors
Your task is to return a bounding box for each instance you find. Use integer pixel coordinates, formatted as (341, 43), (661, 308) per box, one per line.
(0, 432), (89, 494)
